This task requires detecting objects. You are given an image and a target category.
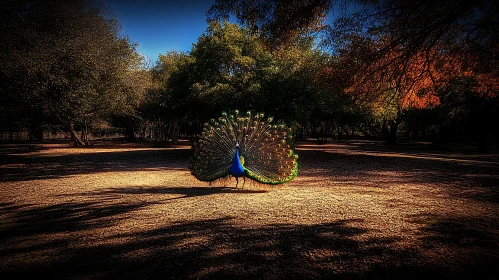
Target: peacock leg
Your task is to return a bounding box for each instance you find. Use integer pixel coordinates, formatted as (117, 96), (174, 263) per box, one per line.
(235, 177), (239, 188)
(242, 177), (246, 189)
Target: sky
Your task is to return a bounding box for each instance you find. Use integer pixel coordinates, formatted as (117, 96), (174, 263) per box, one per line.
(103, 0), (215, 62)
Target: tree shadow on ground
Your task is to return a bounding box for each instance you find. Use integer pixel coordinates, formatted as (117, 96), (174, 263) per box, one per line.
(0, 201), (150, 241)
(296, 146), (499, 203)
(1, 141), (498, 203)
(0, 148), (191, 182)
(0, 201), (497, 279)
(405, 212), (499, 279)
(1, 140), (499, 279)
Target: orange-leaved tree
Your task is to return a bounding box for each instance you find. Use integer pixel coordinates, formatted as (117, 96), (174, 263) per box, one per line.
(343, 38), (472, 144)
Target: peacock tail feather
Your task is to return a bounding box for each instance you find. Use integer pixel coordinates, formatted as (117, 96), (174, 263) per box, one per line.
(189, 110), (299, 185)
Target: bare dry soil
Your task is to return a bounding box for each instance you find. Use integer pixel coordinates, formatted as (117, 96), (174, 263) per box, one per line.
(1, 140), (498, 279)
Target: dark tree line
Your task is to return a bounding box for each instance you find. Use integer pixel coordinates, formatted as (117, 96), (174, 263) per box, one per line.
(1, 0), (497, 150)
(0, 0), (148, 145)
(207, 0), (498, 149)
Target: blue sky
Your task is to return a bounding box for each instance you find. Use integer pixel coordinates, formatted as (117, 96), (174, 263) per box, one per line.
(104, 0), (215, 62)
(102, 1), (348, 62)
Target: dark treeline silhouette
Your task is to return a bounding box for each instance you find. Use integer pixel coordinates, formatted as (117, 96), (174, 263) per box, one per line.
(1, 0), (497, 150)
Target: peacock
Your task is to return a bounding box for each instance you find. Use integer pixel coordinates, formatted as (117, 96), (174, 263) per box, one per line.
(189, 110), (299, 187)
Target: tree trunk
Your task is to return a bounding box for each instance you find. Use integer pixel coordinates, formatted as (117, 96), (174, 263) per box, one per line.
(80, 129), (89, 145)
(68, 122), (85, 146)
(476, 123), (488, 152)
(80, 117), (90, 145)
(316, 122), (327, 144)
(169, 119), (179, 145)
(337, 126), (343, 141)
(387, 119), (400, 145)
(124, 118), (137, 142)
(382, 121), (390, 141)
(29, 121), (43, 142)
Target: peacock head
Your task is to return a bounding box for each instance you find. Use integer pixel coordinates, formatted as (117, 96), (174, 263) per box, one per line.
(235, 141), (239, 149)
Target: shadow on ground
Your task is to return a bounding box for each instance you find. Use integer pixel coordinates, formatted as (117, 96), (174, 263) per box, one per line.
(1, 141), (498, 203)
(1, 200), (497, 279)
(0, 147), (190, 182)
(62, 186), (268, 200)
(296, 141), (499, 203)
(1, 140), (498, 279)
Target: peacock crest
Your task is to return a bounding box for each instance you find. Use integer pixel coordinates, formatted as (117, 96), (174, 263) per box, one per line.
(189, 110), (299, 186)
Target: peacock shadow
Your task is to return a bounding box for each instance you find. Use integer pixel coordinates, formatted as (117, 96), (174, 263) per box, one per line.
(64, 186), (268, 201)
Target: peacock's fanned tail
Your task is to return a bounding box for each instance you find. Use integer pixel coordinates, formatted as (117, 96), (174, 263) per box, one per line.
(189, 110), (298, 184)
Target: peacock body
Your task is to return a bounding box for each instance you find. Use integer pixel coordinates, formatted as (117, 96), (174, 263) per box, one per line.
(189, 110), (299, 185)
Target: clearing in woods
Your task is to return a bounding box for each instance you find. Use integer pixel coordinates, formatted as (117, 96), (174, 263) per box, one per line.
(0, 140), (498, 279)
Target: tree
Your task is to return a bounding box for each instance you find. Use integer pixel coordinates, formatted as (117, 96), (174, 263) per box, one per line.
(143, 51), (193, 144)
(342, 40), (452, 143)
(256, 36), (344, 141)
(108, 45), (151, 143)
(208, 0), (332, 50)
(210, 0), (498, 145)
(0, 0), (145, 145)
(333, 0), (498, 144)
(187, 21), (334, 132)
(434, 76), (498, 151)
(151, 21), (353, 144)
(188, 21), (273, 121)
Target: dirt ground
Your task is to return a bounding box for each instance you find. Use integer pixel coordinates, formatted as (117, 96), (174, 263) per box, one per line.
(0, 139), (498, 279)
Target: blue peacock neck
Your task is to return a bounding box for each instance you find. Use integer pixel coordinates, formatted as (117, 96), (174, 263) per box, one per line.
(229, 142), (245, 177)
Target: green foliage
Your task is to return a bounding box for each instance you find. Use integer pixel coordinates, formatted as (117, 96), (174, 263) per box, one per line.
(144, 21), (366, 143)
(5, 0), (493, 147)
(208, 0), (332, 49)
(0, 0), (147, 144)
(189, 22), (273, 119)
